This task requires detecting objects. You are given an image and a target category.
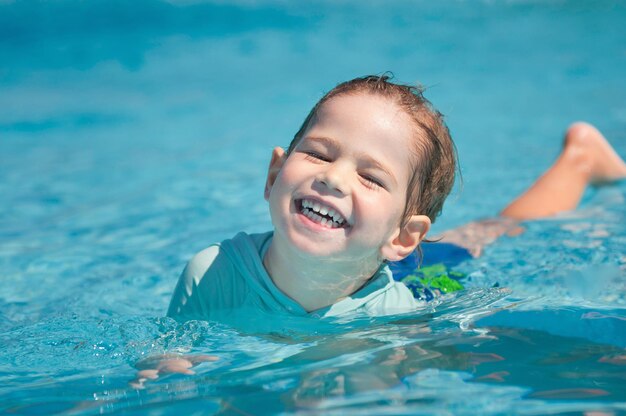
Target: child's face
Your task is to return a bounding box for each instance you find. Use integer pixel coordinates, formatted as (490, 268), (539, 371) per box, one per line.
(265, 92), (427, 266)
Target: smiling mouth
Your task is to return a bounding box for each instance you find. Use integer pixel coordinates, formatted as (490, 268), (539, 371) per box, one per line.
(295, 198), (347, 229)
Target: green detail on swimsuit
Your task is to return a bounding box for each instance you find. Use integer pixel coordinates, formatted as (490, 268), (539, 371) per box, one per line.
(402, 263), (465, 294)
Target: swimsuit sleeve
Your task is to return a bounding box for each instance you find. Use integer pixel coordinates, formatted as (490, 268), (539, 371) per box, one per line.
(167, 245), (222, 319)
(167, 240), (257, 321)
(167, 232), (285, 322)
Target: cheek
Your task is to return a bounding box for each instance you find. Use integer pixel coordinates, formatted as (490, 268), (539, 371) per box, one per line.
(384, 192), (409, 227)
(270, 166), (301, 206)
(276, 161), (301, 186)
(362, 193), (405, 228)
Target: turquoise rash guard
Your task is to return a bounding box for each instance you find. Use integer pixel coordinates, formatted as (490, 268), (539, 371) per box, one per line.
(167, 232), (425, 324)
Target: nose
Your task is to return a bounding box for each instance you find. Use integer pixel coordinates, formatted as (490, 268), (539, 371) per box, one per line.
(316, 162), (351, 195)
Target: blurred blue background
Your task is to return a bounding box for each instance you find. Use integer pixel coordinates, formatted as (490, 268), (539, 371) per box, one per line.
(2, 0), (625, 237)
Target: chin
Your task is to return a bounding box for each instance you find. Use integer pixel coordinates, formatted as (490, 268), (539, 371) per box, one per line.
(285, 231), (345, 258)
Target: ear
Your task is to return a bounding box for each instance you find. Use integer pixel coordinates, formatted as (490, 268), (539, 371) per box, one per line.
(380, 215), (431, 262)
(264, 147), (286, 201)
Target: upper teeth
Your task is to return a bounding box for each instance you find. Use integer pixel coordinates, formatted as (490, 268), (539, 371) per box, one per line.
(301, 199), (345, 225)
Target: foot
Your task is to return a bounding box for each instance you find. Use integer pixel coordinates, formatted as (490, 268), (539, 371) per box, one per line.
(563, 122), (626, 184)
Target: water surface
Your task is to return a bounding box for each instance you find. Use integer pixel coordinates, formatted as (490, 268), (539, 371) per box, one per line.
(1, 1), (626, 414)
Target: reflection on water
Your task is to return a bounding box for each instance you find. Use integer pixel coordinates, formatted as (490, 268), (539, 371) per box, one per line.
(86, 315), (626, 414)
(3, 299), (626, 414)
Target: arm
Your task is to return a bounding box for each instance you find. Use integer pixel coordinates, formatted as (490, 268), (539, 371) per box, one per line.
(129, 354), (218, 389)
(129, 246), (224, 389)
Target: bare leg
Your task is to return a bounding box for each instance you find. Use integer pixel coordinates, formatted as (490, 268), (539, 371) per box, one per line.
(437, 122), (626, 257)
(500, 122), (626, 220)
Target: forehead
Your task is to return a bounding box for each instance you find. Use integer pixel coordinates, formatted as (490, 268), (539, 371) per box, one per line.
(306, 92), (419, 184)
(315, 92), (413, 132)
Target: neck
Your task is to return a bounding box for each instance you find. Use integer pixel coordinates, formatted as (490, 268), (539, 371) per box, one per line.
(263, 235), (380, 312)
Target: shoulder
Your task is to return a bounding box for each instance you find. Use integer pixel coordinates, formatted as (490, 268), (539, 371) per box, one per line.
(225, 231), (273, 256)
(185, 245), (221, 279)
(179, 230), (272, 288)
(172, 244), (229, 307)
(167, 236), (247, 319)
(184, 231), (268, 277)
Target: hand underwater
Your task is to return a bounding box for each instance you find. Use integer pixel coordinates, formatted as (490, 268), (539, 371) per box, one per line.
(129, 353), (218, 389)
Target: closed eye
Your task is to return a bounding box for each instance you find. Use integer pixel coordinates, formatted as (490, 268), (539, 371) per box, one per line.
(360, 174), (385, 190)
(303, 151), (331, 163)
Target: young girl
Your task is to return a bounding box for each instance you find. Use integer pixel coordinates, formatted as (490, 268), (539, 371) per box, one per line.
(133, 75), (626, 385)
(167, 75), (626, 323)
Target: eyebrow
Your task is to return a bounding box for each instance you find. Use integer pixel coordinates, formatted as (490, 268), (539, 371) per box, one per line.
(303, 136), (398, 186)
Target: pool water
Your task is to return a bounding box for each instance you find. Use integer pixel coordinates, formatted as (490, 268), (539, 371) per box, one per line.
(2, 1), (626, 414)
